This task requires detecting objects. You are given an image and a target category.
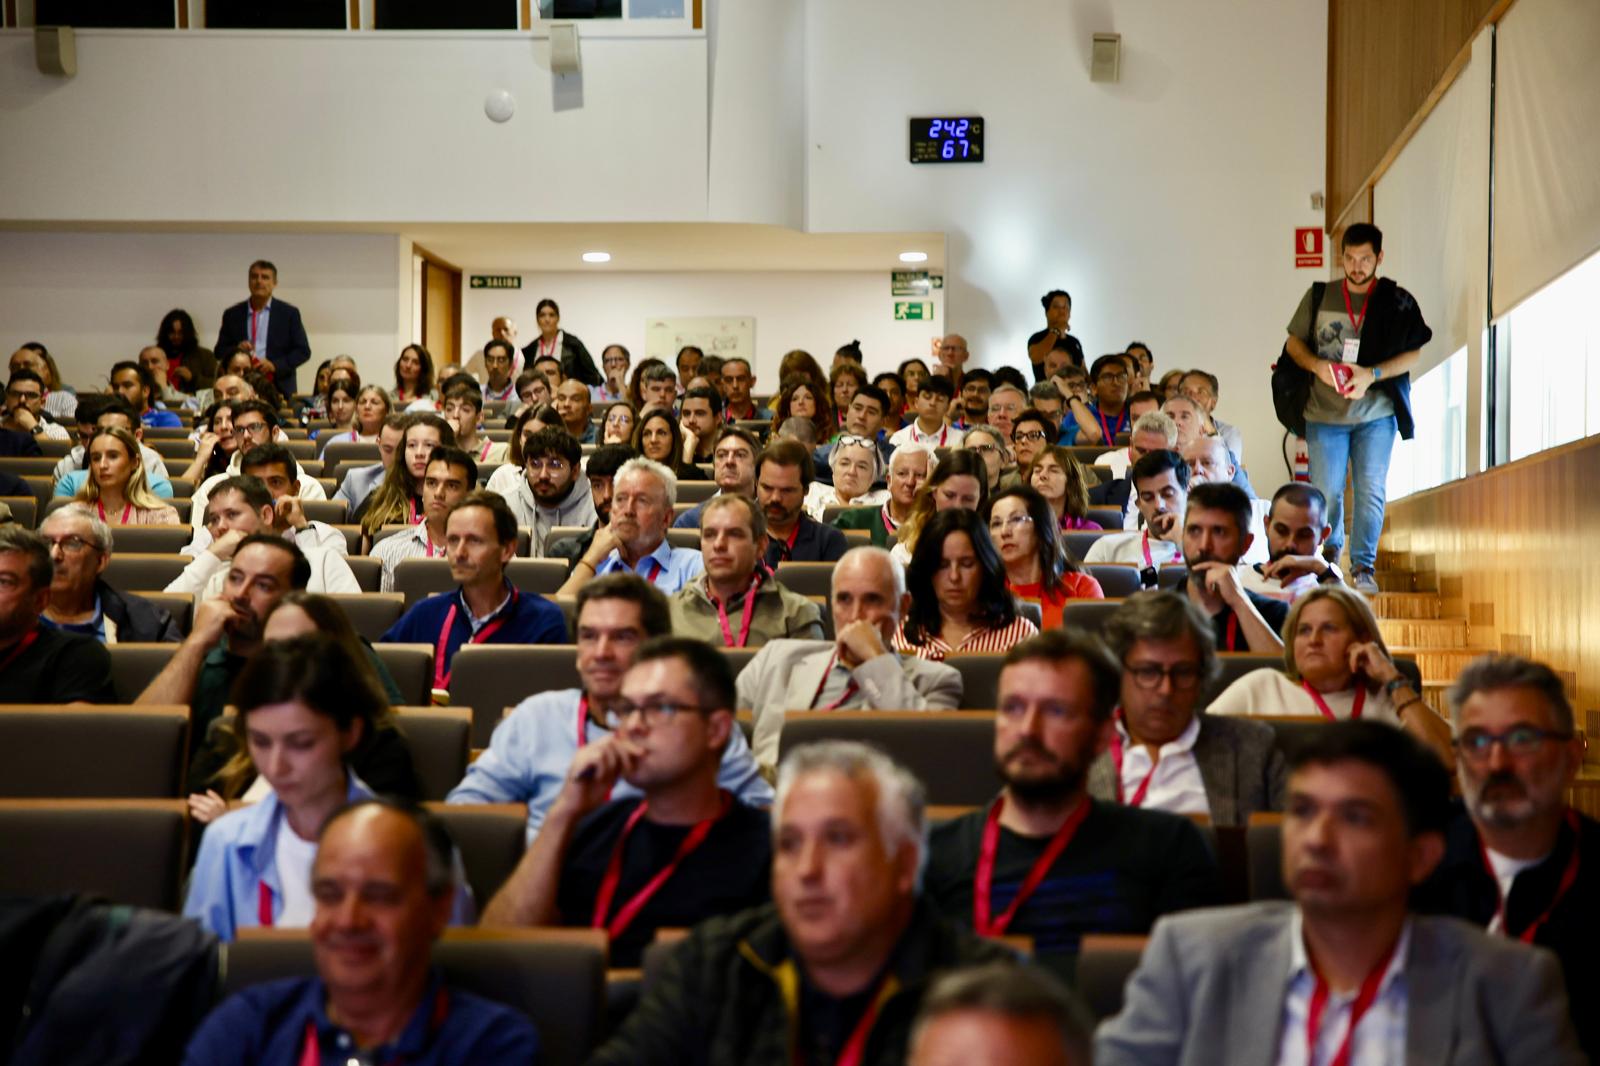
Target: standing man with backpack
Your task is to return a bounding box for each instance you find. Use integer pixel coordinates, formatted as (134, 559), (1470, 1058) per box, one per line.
(1279, 223), (1430, 595)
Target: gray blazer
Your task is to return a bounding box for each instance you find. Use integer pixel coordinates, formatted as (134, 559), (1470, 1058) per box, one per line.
(736, 639), (963, 771)
(1087, 714), (1285, 828)
(1096, 902), (1585, 1066)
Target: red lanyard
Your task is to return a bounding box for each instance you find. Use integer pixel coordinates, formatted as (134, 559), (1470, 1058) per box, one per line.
(0, 627), (40, 674)
(638, 557), (665, 583)
(834, 980), (895, 1066)
(1304, 937), (1400, 1066)
(249, 306), (262, 350)
(915, 422), (947, 446)
(1223, 613), (1240, 651)
(406, 497), (420, 525)
(591, 792), (731, 939)
(257, 880), (274, 927)
(809, 649), (860, 710)
(773, 522), (801, 561)
(97, 500), (131, 524)
(347, 428), (360, 443)
(1301, 681), (1365, 721)
(476, 439), (492, 462)
(432, 588), (518, 691)
(575, 696), (591, 747)
(712, 574), (762, 648)
(1478, 809), (1581, 943)
(879, 503), (899, 536)
(1341, 279), (1373, 334)
(1096, 406), (1126, 445)
(1108, 712), (1158, 807)
(973, 795), (1090, 936)
(1141, 531), (1155, 568)
(538, 333), (558, 358)
(422, 526), (445, 559)
(298, 988), (449, 1066)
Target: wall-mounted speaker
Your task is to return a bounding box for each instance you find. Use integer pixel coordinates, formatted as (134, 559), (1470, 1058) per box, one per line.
(550, 23), (581, 76)
(1090, 32), (1120, 84)
(35, 26), (78, 77)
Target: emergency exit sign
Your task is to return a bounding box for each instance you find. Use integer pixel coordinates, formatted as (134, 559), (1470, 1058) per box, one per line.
(894, 301), (933, 321)
(470, 275), (522, 289)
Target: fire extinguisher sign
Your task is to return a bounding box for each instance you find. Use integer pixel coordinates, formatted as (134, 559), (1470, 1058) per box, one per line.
(1295, 228), (1324, 269)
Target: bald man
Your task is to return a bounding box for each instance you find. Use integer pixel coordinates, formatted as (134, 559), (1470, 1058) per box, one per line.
(1181, 436), (1268, 565)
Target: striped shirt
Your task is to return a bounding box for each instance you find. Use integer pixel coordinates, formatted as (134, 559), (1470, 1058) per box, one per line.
(892, 616), (1039, 662)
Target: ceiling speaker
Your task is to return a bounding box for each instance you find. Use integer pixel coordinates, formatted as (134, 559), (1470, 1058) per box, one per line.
(1090, 32), (1120, 84)
(550, 23), (581, 76)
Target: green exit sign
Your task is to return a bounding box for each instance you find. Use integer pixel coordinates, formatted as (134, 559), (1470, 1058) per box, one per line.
(894, 301), (933, 321)
(470, 275), (522, 290)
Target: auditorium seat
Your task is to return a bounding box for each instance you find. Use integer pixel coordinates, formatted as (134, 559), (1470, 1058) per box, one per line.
(36, 438), (71, 458)
(141, 426), (191, 440)
(329, 524), (362, 554)
(0, 706), (189, 797)
(135, 590), (194, 635)
(329, 592), (406, 641)
(1247, 813), (1288, 901)
(391, 707), (471, 801)
(1063, 531), (1110, 562)
(321, 441), (382, 478)
(772, 561), (832, 598)
(168, 477), (195, 499)
(665, 528), (700, 551)
(329, 458), (375, 489)
(1077, 934), (1149, 1021)
(0, 456), (59, 478)
(947, 653), (1005, 710)
(449, 646), (581, 746)
(108, 642), (180, 702)
(0, 799), (189, 911)
(300, 499), (347, 525)
(676, 481), (719, 504)
(1061, 598), (1126, 634)
(0, 495), (37, 528)
(223, 927), (606, 1066)
(393, 558), (569, 608)
(1086, 464), (1114, 485)
(373, 643), (434, 707)
(1086, 564), (1143, 598)
(346, 556), (382, 592)
(1158, 564), (1188, 590)
(103, 553), (190, 593)
(839, 529), (871, 546)
(20, 475), (52, 516)
(284, 440), (317, 462)
(149, 439), (196, 460)
(545, 526), (587, 556)
(426, 802), (528, 905)
(776, 711), (998, 806)
(1087, 508), (1124, 530)
(100, 523), (192, 554)
(1066, 446), (1105, 466)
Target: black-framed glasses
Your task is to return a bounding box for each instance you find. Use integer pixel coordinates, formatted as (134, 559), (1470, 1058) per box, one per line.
(1453, 726), (1573, 760)
(600, 700), (705, 729)
(968, 443), (1000, 455)
(43, 535), (100, 555)
(1124, 662), (1205, 691)
(1013, 430), (1048, 443)
(235, 420), (271, 436)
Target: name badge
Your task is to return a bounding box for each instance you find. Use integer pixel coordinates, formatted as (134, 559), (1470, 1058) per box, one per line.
(1340, 338), (1361, 364)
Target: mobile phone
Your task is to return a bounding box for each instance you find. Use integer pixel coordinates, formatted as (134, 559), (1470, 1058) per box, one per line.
(1330, 362), (1354, 394)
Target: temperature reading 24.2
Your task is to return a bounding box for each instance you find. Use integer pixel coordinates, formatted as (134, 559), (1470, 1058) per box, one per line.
(909, 116), (984, 165)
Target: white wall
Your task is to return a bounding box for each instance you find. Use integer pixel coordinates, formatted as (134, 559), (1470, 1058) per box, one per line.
(705, 0), (806, 228)
(459, 270), (944, 384)
(0, 231), (405, 391)
(802, 0), (1327, 482)
(0, 30), (707, 223)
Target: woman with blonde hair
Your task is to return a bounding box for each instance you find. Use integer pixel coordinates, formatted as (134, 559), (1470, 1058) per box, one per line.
(890, 450), (989, 567)
(75, 426), (179, 525)
(1207, 584), (1452, 764)
(1027, 445), (1102, 531)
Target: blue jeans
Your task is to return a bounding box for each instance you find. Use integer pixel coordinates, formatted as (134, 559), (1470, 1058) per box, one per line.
(1304, 416), (1397, 572)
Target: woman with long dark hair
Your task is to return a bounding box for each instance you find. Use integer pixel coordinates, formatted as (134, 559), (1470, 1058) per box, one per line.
(891, 450), (989, 567)
(156, 308), (217, 391)
(526, 297), (601, 387)
(391, 344), (437, 408)
(775, 374), (834, 444)
(985, 485), (1103, 629)
(894, 508), (1038, 661)
(354, 412), (456, 538)
(633, 406), (709, 481)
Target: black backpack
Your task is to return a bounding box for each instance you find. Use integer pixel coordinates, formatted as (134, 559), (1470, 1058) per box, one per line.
(1271, 280), (1325, 439)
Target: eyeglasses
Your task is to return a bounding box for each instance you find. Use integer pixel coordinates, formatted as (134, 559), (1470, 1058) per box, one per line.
(988, 515), (1034, 534)
(835, 435), (876, 450)
(1453, 726), (1573, 760)
(603, 356), (630, 369)
(6, 388), (42, 402)
(527, 457), (570, 473)
(44, 535), (99, 554)
(1124, 662), (1205, 691)
(600, 700), (705, 730)
(1013, 430), (1048, 443)
(234, 420), (271, 436)
(968, 443), (1000, 455)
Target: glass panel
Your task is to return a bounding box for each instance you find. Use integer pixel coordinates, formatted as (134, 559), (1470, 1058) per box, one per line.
(36, 0), (175, 27)
(207, 0), (346, 29)
(1498, 246), (1600, 462)
(628, 0), (684, 17)
(1388, 346), (1468, 500)
(540, 0), (622, 17)
(377, 0), (517, 29)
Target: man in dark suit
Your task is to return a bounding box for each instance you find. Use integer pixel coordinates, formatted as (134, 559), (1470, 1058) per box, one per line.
(215, 260), (311, 394)
(1087, 592), (1284, 827)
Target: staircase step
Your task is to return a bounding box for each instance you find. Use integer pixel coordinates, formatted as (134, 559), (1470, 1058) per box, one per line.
(1389, 646), (1495, 682)
(1376, 549), (1413, 571)
(1378, 617), (1469, 648)
(1369, 592), (1442, 620)
(1374, 570), (1417, 592)
(1421, 682), (1451, 714)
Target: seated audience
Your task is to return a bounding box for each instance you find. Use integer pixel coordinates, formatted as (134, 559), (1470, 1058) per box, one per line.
(544, 443), (633, 569)
(1050, 364), (1090, 444)
(1098, 720), (1583, 1065)
(390, 343), (437, 409)
(447, 573), (770, 835)
(986, 384), (1028, 444)
(168, 476), (359, 596)
(1009, 406), (1057, 470)
(741, 546), (962, 770)
(907, 963), (1092, 1066)
(507, 367), (550, 418)
(154, 308), (216, 392)
(183, 635), (471, 940)
(894, 509), (1038, 661)
(1181, 432), (1261, 515)
(1027, 445), (1101, 532)
(678, 386), (724, 466)
(1084, 449), (1188, 570)
(0, 525), (115, 700)
(673, 426), (758, 529)
(755, 439), (849, 569)
(889, 373), (962, 449)
(183, 798), (539, 1062)
(332, 413), (406, 514)
(1066, 354), (1132, 446)
(635, 362), (678, 412)
(1240, 482), (1343, 603)
(1087, 412), (1176, 522)
(480, 337), (518, 404)
(592, 342), (631, 404)
(634, 405), (709, 481)
(438, 384), (506, 466)
(588, 741), (1011, 1065)
(953, 367), (991, 431)
(1093, 406), (1171, 483)
(371, 447), (476, 592)
(898, 356), (931, 400)
(312, 379), (358, 443)
(1207, 585), (1453, 763)
(774, 414), (819, 448)
(1172, 481), (1288, 653)
(1415, 654), (1600, 1060)
(875, 370), (906, 429)
(498, 424), (597, 533)
(52, 395), (173, 497)
(1159, 391), (1206, 453)
(960, 424), (1010, 494)
(719, 356), (769, 422)
(926, 629), (1218, 979)
(986, 486), (1103, 629)
(775, 372), (835, 444)
(556, 458), (704, 595)
(39, 504), (181, 644)
(11, 340), (79, 421)
(186, 592), (416, 824)
(137, 343), (197, 407)
(110, 360), (183, 428)
(1155, 368), (1185, 404)
(804, 433), (887, 520)
(554, 378), (597, 444)
(74, 426), (180, 525)
(891, 450), (989, 567)
(191, 400), (328, 526)
(828, 362), (868, 433)
(1088, 592), (1284, 826)
(352, 412), (454, 534)
(1178, 368), (1245, 464)
(833, 443), (932, 548)
(333, 383), (391, 449)
(816, 383), (894, 470)
(669, 494), (823, 646)
(2, 368), (66, 442)
(380, 492), (568, 701)
(601, 399), (636, 445)
(674, 346), (705, 393)
(178, 401), (241, 485)
(482, 638), (772, 964)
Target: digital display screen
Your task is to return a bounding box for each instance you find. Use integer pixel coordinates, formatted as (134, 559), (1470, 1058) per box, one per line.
(909, 117), (984, 164)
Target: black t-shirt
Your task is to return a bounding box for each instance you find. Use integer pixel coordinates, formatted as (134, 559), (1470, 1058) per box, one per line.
(556, 796), (772, 966)
(766, 515), (849, 569)
(1027, 330), (1085, 379)
(924, 799), (1219, 981)
(1178, 576), (1290, 651)
(0, 625), (115, 702)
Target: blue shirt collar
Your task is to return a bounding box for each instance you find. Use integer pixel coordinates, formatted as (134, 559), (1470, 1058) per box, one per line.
(303, 970), (447, 1060)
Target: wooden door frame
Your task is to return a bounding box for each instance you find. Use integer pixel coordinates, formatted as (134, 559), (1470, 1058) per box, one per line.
(415, 244), (463, 370)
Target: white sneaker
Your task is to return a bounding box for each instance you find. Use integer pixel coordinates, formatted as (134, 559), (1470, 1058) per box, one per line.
(1351, 569), (1380, 595)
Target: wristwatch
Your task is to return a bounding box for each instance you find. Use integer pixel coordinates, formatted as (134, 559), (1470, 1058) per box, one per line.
(1384, 676), (1412, 698)
(1317, 562), (1343, 585)
(1372, 365), (1384, 380)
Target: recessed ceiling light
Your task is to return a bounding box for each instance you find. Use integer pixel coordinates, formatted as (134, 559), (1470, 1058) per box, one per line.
(582, 251), (611, 263)
(899, 251), (928, 263)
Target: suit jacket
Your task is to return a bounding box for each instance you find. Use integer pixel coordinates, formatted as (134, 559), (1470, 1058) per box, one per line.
(216, 298), (311, 393)
(1089, 475), (1131, 513)
(1086, 714), (1284, 828)
(737, 639), (963, 769)
(1095, 902), (1584, 1066)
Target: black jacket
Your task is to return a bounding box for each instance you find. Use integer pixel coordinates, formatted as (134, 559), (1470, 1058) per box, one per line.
(215, 298), (312, 394)
(522, 332), (602, 388)
(588, 899), (1015, 1066)
(98, 580), (182, 644)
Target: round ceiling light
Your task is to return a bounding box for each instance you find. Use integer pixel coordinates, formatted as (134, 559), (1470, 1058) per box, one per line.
(582, 251), (612, 263)
(899, 251), (929, 263)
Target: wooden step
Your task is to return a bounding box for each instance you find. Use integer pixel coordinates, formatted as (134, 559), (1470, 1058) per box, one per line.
(1389, 646), (1495, 682)
(1369, 592), (1442, 620)
(1378, 617), (1469, 648)
(1421, 681), (1451, 714)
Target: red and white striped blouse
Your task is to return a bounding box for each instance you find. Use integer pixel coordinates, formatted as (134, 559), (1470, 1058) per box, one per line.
(892, 617), (1040, 662)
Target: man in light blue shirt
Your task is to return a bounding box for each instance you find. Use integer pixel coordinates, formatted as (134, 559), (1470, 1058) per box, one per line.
(446, 572), (771, 837)
(556, 457), (703, 597)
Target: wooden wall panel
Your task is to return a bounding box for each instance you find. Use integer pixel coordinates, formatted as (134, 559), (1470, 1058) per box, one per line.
(1383, 434), (1600, 760)
(1327, 0), (1501, 230)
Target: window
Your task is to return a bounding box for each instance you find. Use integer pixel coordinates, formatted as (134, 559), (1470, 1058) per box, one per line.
(206, 0), (346, 29)
(1494, 246), (1600, 463)
(1388, 346), (1469, 500)
(35, 0), (174, 26)
(376, 0), (517, 29)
